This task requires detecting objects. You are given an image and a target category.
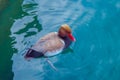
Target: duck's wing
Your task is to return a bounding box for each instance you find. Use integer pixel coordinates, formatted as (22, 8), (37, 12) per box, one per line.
(38, 32), (57, 42)
(31, 32), (65, 56)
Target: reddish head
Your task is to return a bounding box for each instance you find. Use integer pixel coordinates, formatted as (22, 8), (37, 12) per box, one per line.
(58, 24), (75, 41)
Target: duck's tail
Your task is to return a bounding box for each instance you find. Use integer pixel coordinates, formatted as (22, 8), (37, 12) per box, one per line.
(24, 48), (44, 58)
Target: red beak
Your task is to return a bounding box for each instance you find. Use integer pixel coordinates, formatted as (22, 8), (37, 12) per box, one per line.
(68, 33), (76, 41)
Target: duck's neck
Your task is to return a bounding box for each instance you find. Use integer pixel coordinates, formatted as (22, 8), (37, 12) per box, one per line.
(58, 34), (72, 49)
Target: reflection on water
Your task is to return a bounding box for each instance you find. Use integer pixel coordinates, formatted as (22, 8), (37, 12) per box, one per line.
(10, 0), (120, 80)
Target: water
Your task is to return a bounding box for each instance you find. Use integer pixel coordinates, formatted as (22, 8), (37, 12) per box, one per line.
(0, 0), (120, 80)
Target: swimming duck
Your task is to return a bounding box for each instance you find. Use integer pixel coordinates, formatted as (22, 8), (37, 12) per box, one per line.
(25, 24), (75, 58)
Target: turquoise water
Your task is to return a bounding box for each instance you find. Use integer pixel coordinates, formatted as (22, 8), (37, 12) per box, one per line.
(1, 0), (120, 80)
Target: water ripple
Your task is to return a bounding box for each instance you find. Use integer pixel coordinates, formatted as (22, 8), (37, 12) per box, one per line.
(10, 0), (120, 80)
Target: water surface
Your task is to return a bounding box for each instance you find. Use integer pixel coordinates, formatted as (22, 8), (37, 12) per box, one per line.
(0, 0), (120, 80)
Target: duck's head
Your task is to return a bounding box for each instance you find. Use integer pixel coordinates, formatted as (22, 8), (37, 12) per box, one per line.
(58, 24), (76, 41)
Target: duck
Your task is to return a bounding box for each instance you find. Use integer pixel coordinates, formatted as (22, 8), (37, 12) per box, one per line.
(24, 24), (75, 58)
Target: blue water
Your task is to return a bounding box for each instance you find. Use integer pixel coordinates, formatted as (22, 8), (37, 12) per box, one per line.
(10, 0), (120, 80)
